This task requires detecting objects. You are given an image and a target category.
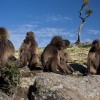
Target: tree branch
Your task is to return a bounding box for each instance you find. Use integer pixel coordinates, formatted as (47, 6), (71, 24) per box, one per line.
(79, 4), (85, 22)
(84, 13), (90, 20)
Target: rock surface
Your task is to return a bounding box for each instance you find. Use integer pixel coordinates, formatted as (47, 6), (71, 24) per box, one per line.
(0, 90), (11, 100)
(28, 73), (100, 100)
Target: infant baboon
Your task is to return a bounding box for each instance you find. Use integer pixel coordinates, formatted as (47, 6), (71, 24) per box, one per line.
(0, 27), (15, 67)
(19, 32), (39, 70)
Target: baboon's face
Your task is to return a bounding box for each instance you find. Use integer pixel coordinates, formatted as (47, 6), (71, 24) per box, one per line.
(63, 40), (70, 49)
(92, 40), (100, 50)
(57, 40), (64, 50)
(26, 32), (34, 40)
(50, 36), (64, 50)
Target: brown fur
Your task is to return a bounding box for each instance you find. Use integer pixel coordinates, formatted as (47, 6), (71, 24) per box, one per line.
(62, 39), (73, 63)
(19, 32), (39, 70)
(87, 39), (100, 74)
(0, 27), (15, 67)
(41, 36), (72, 74)
(63, 39), (70, 49)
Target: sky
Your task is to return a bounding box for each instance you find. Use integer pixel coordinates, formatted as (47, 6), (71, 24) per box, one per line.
(0, 0), (100, 49)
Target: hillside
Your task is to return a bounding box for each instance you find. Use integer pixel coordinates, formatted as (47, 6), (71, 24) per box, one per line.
(15, 45), (91, 64)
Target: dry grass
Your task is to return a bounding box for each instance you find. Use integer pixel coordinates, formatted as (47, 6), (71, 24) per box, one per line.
(15, 45), (91, 64)
(14, 50), (19, 59)
(67, 45), (90, 64)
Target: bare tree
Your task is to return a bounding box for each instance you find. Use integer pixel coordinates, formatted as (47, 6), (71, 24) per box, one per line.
(75, 0), (93, 45)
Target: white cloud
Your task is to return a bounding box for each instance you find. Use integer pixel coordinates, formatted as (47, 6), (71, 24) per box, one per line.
(87, 29), (100, 35)
(10, 26), (76, 49)
(8, 14), (74, 49)
(35, 28), (69, 37)
(69, 39), (76, 44)
(9, 33), (25, 50)
(37, 38), (51, 47)
(46, 15), (72, 22)
(10, 22), (38, 34)
(25, 14), (72, 22)
(83, 38), (92, 43)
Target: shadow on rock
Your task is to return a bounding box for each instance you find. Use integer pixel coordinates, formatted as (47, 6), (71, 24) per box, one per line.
(29, 66), (44, 71)
(69, 63), (88, 75)
(28, 82), (37, 100)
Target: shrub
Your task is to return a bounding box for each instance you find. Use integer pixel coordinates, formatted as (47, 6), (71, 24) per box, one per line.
(0, 61), (20, 95)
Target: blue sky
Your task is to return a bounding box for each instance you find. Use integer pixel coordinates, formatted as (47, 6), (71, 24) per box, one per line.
(0, 0), (100, 49)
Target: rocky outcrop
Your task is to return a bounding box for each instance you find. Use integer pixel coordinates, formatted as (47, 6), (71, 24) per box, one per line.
(28, 73), (100, 100)
(0, 90), (11, 100)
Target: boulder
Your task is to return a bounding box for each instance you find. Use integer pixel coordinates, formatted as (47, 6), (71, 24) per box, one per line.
(28, 73), (100, 100)
(0, 90), (11, 100)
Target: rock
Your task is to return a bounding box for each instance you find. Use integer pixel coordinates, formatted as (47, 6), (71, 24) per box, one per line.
(0, 90), (11, 100)
(28, 73), (100, 100)
(11, 87), (28, 100)
(20, 77), (36, 89)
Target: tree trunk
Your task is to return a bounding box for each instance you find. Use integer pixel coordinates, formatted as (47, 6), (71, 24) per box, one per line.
(75, 21), (85, 45)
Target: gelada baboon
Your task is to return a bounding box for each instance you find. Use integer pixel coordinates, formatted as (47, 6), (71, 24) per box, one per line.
(87, 39), (100, 74)
(0, 27), (15, 67)
(19, 32), (39, 70)
(61, 39), (73, 63)
(63, 40), (70, 49)
(41, 36), (72, 74)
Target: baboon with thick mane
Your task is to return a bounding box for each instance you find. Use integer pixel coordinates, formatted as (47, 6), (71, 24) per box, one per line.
(19, 32), (39, 70)
(0, 27), (15, 67)
(41, 36), (72, 74)
(87, 39), (100, 74)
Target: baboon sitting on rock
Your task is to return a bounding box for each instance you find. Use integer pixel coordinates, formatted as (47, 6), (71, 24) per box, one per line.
(87, 39), (100, 74)
(41, 36), (73, 74)
(0, 27), (16, 68)
(19, 32), (40, 70)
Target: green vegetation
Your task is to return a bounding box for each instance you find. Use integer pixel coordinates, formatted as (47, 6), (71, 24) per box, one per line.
(0, 61), (20, 95)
